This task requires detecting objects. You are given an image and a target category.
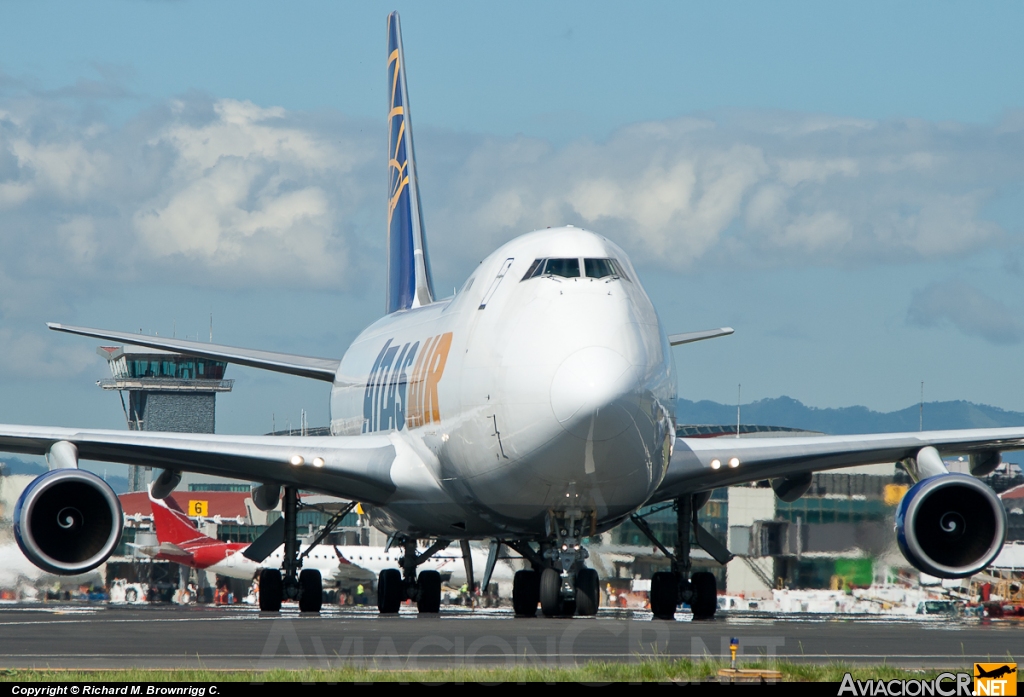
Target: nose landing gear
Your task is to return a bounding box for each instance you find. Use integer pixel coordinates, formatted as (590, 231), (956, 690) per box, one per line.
(506, 509), (601, 618)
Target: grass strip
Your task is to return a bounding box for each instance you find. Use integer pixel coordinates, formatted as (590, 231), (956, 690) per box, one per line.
(0, 659), (968, 683)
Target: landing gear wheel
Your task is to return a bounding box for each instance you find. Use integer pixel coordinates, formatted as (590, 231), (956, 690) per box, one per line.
(650, 571), (677, 620)
(377, 568), (403, 614)
(417, 570), (442, 614)
(259, 569), (283, 612)
(539, 568), (561, 617)
(690, 571), (718, 620)
(575, 568), (600, 616)
(540, 568), (574, 617)
(298, 569), (323, 613)
(512, 570), (540, 617)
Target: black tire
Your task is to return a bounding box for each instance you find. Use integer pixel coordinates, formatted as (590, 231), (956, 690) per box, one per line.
(298, 569), (323, 613)
(512, 569), (540, 617)
(650, 571), (677, 620)
(377, 568), (403, 614)
(690, 571), (718, 620)
(540, 568), (564, 617)
(575, 568), (600, 616)
(417, 570), (442, 614)
(259, 569), (283, 612)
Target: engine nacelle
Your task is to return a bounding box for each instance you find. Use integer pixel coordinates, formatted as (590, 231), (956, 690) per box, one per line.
(895, 473), (1005, 579)
(772, 473), (813, 503)
(692, 490), (712, 511)
(251, 483), (281, 512)
(14, 469), (123, 575)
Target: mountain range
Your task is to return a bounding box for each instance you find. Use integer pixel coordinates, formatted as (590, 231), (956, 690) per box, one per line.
(678, 396), (1024, 435)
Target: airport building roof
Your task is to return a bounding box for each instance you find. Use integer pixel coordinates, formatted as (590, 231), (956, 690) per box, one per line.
(119, 491), (252, 521)
(1001, 483), (1024, 501)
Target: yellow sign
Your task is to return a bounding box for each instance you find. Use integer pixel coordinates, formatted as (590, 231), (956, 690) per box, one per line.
(188, 500), (209, 517)
(883, 484), (908, 506)
(975, 663), (1017, 696)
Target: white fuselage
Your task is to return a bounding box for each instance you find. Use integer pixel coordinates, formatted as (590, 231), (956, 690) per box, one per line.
(329, 228), (677, 539)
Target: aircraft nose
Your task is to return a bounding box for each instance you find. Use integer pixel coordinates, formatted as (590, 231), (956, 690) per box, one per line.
(550, 346), (641, 441)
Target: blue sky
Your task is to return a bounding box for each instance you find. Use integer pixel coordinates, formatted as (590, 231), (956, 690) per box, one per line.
(2, 0), (1024, 454)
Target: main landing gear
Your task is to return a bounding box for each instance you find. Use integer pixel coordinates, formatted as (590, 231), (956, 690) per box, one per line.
(254, 487), (355, 613)
(630, 493), (734, 620)
(376, 536), (451, 614)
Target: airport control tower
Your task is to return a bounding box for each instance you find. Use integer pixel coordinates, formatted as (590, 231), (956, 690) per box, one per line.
(97, 346), (234, 491)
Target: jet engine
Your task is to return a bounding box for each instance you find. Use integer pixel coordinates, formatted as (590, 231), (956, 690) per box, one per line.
(771, 473), (813, 503)
(895, 473), (1005, 579)
(14, 469), (123, 575)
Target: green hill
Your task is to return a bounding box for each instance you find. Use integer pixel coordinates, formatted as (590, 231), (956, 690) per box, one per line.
(677, 396), (1024, 435)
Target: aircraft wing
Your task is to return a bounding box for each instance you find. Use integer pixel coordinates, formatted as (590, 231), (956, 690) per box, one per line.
(652, 427), (1024, 503)
(0, 426), (397, 504)
(47, 323), (340, 382)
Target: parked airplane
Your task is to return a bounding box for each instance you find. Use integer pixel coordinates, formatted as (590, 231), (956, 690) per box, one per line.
(2, 11), (1015, 620)
(139, 487), (516, 600)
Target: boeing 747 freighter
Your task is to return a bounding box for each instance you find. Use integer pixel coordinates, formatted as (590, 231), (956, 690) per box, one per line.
(0, 12), (1013, 619)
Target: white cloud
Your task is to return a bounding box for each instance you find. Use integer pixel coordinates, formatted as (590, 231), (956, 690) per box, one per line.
(0, 327), (96, 378)
(0, 95), (376, 296)
(907, 281), (1024, 345)
(0, 90), (1022, 323)
(426, 113), (1024, 273)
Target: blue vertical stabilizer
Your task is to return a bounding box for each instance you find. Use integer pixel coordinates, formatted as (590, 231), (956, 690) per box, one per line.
(387, 11), (435, 314)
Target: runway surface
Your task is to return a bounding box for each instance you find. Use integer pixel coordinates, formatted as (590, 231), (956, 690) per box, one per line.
(0, 602), (1018, 669)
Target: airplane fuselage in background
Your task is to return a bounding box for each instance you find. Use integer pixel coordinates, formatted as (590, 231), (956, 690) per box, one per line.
(145, 541), (515, 587)
(330, 229), (676, 539)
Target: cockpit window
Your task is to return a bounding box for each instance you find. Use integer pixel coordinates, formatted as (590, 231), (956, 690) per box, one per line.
(523, 257), (629, 281)
(521, 259), (543, 280)
(522, 258), (581, 280)
(544, 258), (580, 278)
(585, 258), (614, 279)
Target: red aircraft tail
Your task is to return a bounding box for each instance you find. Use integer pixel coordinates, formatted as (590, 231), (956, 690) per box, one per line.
(148, 487), (220, 550)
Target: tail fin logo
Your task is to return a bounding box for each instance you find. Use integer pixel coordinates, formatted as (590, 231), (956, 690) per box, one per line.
(386, 11), (435, 314)
(363, 332), (453, 433)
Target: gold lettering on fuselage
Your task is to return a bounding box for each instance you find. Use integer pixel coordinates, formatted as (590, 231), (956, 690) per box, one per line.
(407, 332), (452, 428)
(363, 331), (453, 433)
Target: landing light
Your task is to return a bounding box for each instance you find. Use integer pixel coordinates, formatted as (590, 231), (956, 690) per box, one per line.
(711, 459), (721, 470)
(290, 455), (304, 466)
(728, 457), (740, 468)
(313, 457), (325, 468)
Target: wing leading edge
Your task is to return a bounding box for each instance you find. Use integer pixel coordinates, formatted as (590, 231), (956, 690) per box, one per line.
(654, 427), (1024, 503)
(0, 425), (396, 504)
(47, 323), (340, 382)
